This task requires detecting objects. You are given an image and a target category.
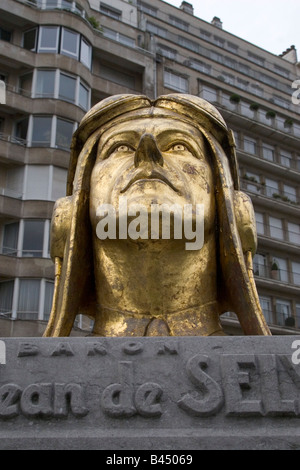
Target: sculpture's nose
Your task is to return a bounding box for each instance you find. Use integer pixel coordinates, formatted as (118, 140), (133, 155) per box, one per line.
(134, 133), (164, 168)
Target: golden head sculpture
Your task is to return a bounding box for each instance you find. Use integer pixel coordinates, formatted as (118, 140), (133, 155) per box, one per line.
(44, 93), (271, 337)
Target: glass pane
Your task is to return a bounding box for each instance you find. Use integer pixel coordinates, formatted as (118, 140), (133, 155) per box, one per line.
(80, 38), (91, 68)
(61, 29), (79, 58)
(259, 296), (272, 323)
(19, 73), (33, 97)
(59, 73), (76, 102)
(44, 281), (54, 320)
(2, 222), (19, 255)
(51, 167), (67, 200)
(56, 118), (74, 150)
(269, 217), (284, 240)
(39, 26), (59, 52)
(255, 212), (264, 235)
(288, 222), (300, 244)
(14, 118), (29, 143)
(0, 281), (14, 316)
(22, 220), (44, 257)
(23, 29), (37, 51)
(79, 82), (89, 110)
(18, 279), (40, 319)
(265, 178), (278, 198)
(25, 166), (50, 200)
(292, 262), (300, 286)
(276, 300), (292, 326)
(36, 70), (55, 97)
(62, 0), (72, 9)
(45, 0), (58, 8)
(31, 116), (52, 146)
(262, 144), (274, 162)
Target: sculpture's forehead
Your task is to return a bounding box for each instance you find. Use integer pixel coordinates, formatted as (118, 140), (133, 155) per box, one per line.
(99, 116), (203, 143)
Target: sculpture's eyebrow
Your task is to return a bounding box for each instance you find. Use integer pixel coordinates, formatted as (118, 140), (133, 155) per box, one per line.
(98, 130), (141, 158)
(156, 128), (204, 158)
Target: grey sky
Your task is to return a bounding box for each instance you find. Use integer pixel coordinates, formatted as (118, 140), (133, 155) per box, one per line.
(166, 0), (299, 58)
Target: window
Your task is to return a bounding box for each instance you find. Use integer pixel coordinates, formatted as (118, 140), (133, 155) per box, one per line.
(1, 219), (50, 257)
(18, 279), (40, 320)
(22, 220), (45, 257)
(251, 84), (264, 97)
(79, 82), (89, 110)
(213, 36), (225, 47)
(220, 73), (235, 85)
(23, 28), (37, 51)
(0, 280), (14, 317)
(236, 78), (249, 91)
(102, 28), (135, 47)
(99, 64), (135, 89)
(35, 70), (55, 98)
(14, 117), (29, 143)
(280, 149), (292, 168)
(200, 85), (217, 103)
(178, 36), (199, 53)
(259, 296), (272, 323)
(248, 51), (265, 66)
(61, 28), (79, 58)
(38, 26), (59, 53)
(296, 304), (300, 328)
(2, 222), (18, 255)
(44, 281), (54, 320)
(137, 1), (157, 16)
(0, 27), (11, 42)
(34, 70), (90, 110)
(19, 72), (33, 97)
(292, 262), (300, 286)
(80, 38), (92, 69)
(244, 136), (257, 155)
(31, 116), (52, 147)
(253, 254), (267, 277)
(157, 44), (177, 60)
(169, 15), (189, 32)
(273, 257), (288, 282)
(288, 222), (300, 245)
(23, 27), (91, 69)
(262, 143), (275, 162)
(59, 73), (76, 102)
(100, 3), (122, 20)
(276, 299), (292, 327)
(243, 171), (260, 194)
(56, 118), (74, 150)
(265, 178), (279, 198)
(189, 60), (211, 75)
(146, 23), (167, 39)
(269, 216), (284, 240)
(164, 71), (188, 93)
(255, 212), (264, 235)
(52, 167), (67, 199)
(283, 184), (297, 203)
(227, 42), (238, 53)
(25, 166), (50, 200)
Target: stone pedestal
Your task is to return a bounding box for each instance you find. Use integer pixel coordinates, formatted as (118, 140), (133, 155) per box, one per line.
(0, 336), (300, 450)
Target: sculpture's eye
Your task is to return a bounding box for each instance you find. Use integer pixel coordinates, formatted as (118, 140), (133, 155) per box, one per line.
(116, 145), (133, 152)
(171, 144), (187, 151)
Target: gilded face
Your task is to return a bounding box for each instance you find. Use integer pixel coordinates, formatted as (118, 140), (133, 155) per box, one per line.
(90, 116), (216, 234)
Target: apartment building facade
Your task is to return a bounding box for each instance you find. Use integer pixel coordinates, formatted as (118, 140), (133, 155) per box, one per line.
(0, 0), (299, 336)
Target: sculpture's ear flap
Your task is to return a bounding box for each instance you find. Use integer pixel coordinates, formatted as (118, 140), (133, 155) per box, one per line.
(50, 196), (73, 260)
(233, 191), (257, 256)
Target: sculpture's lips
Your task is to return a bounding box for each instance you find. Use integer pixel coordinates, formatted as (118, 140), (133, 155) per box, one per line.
(120, 170), (180, 194)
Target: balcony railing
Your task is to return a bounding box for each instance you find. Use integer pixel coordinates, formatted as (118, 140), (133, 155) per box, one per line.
(240, 179), (300, 206)
(253, 262), (300, 286)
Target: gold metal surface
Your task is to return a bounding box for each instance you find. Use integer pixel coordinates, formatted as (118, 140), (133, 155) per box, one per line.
(44, 94), (271, 337)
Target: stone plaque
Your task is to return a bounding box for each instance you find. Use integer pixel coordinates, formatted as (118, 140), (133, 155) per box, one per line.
(0, 336), (300, 450)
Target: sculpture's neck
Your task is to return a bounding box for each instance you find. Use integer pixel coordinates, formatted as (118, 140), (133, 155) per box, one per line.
(92, 235), (222, 336)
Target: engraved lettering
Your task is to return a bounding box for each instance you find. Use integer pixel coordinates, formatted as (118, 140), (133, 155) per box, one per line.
(177, 354), (224, 416)
(0, 384), (22, 418)
(87, 343), (107, 356)
(221, 355), (263, 416)
(259, 355), (297, 416)
(53, 383), (89, 417)
(51, 342), (74, 356)
(135, 382), (163, 417)
(122, 341), (143, 355)
(101, 362), (136, 417)
(157, 342), (178, 355)
(20, 383), (53, 417)
(18, 343), (39, 357)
